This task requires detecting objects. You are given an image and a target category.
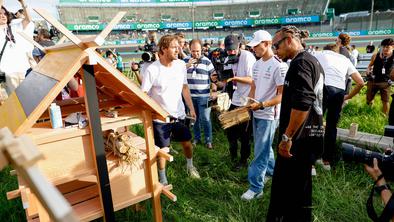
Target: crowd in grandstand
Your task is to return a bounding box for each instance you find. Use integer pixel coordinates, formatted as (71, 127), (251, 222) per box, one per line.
(1, 1), (394, 221)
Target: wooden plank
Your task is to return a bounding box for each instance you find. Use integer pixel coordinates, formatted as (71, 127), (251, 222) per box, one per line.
(56, 176), (97, 194)
(82, 64), (115, 221)
(142, 110), (162, 222)
(16, 30), (45, 53)
(33, 9), (82, 48)
(57, 35), (68, 45)
(35, 135), (95, 185)
(0, 92), (27, 132)
(63, 184), (99, 206)
(34, 48), (87, 81)
(96, 12), (126, 45)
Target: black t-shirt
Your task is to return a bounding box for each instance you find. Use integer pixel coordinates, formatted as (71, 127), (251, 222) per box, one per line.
(279, 51), (324, 138)
(372, 51), (394, 82)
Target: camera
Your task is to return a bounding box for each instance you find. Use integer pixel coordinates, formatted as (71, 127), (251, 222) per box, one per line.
(342, 143), (394, 180)
(140, 42), (157, 63)
(141, 51), (156, 63)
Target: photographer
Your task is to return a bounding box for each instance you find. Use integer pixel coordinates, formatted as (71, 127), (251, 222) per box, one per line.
(184, 39), (215, 149)
(366, 38), (393, 116)
(0, 0), (34, 95)
(214, 34), (256, 170)
(365, 157), (394, 222)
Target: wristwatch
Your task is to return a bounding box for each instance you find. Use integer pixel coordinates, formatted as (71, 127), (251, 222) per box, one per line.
(375, 184), (391, 195)
(281, 134), (292, 142)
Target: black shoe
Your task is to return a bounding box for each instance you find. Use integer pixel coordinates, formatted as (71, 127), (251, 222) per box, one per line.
(233, 162), (247, 171)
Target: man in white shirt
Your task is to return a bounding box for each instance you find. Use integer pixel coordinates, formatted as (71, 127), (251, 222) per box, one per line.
(314, 43), (364, 170)
(222, 34), (256, 170)
(141, 34), (200, 185)
(241, 30), (288, 201)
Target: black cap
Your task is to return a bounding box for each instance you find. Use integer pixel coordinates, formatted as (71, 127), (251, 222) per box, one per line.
(224, 35), (239, 51)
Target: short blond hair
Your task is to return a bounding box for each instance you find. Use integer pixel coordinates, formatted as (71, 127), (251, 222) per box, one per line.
(157, 34), (178, 55)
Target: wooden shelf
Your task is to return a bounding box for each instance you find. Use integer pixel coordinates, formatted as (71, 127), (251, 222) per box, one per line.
(27, 108), (142, 145)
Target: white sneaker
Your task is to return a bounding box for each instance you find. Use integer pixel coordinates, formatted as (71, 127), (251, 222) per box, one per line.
(241, 189), (264, 201)
(322, 163), (331, 171)
(311, 166), (317, 176)
(315, 159), (324, 166)
(187, 166), (201, 179)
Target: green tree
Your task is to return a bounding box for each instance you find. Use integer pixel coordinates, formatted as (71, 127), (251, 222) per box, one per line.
(329, 0), (394, 15)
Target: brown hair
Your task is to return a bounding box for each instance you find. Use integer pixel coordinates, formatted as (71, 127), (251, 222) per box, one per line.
(157, 34), (178, 55)
(38, 29), (51, 39)
(276, 25), (309, 44)
(338, 33), (351, 47)
(174, 32), (185, 39)
(323, 43), (339, 52)
(1, 6), (15, 43)
(190, 39), (202, 47)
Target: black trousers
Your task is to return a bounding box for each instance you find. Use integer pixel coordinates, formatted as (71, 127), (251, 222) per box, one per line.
(322, 85), (345, 164)
(225, 104), (252, 163)
(267, 141), (313, 222)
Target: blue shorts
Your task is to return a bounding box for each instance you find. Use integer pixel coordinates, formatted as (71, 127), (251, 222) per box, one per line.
(153, 121), (192, 148)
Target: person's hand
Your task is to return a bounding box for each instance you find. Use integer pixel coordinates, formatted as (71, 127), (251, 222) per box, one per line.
(187, 58), (197, 68)
(365, 158), (383, 181)
(278, 140), (293, 158)
(248, 102), (262, 110)
(344, 95), (349, 101)
(189, 110), (196, 121)
(226, 77), (235, 83)
(211, 73), (218, 82)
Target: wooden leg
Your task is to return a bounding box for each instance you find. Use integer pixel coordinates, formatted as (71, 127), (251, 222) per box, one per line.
(142, 111), (162, 222)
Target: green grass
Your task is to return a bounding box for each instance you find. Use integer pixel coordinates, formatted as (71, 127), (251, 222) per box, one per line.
(1, 90), (391, 221)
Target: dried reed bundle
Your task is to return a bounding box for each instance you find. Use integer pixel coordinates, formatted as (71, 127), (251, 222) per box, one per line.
(218, 107), (250, 129)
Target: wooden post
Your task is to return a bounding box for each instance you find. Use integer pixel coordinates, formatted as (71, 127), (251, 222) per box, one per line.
(82, 65), (115, 221)
(141, 110), (162, 222)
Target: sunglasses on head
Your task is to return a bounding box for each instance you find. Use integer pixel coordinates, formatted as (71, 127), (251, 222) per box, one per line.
(272, 36), (288, 50)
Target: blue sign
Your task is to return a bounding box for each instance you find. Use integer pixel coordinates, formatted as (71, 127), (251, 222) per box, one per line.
(162, 22), (193, 29)
(281, 15), (320, 24)
(221, 19), (251, 27)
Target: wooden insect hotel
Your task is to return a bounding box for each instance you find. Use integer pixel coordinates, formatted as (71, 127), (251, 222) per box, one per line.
(0, 9), (175, 221)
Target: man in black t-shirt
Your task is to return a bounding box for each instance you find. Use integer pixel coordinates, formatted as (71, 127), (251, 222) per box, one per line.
(366, 38), (394, 116)
(267, 26), (324, 222)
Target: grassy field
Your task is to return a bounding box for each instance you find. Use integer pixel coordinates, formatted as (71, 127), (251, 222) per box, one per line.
(0, 89), (391, 221)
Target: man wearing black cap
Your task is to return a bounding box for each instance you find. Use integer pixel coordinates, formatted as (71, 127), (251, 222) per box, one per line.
(216, 34), (256, 170)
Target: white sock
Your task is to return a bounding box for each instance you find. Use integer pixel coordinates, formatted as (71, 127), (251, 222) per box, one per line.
(186, 158), (193, 168)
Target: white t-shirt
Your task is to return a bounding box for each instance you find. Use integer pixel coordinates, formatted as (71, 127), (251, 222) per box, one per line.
(314, 50), (357, 90)
(252, 56), (288, 120)
(0, 19), (34, 75)
(225, 49), (256, 106)
(141, 59), (187, 119)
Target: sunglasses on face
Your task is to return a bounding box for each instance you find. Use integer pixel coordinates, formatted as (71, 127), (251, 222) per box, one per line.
(272, 36), (288, 50)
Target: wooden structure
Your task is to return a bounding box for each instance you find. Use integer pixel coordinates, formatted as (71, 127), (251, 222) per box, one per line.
(0, 127), (78, 222)
(0, 9), (175, 221)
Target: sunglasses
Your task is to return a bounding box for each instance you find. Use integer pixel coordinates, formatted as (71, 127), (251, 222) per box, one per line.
(272, 36), (288, 50)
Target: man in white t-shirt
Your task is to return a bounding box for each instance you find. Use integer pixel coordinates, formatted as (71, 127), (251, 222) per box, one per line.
(221, 34), (256, 170)
(314, 44), (364, 170)
(240, 30), (288, 200)
(141, 34), (200, 185)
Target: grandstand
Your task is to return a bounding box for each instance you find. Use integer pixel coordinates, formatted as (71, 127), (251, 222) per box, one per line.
(58, 0), (328, 24)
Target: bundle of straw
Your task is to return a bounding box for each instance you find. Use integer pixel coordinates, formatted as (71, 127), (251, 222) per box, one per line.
(218, 107), (250, 129)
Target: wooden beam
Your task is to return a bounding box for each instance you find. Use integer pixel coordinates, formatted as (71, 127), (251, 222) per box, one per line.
(97, 12), (126, 46)
(16, 31), (45, 53)
(82, 64), (115, 221)
(142, 110), (163, 222)
(33, 9), (82, 49)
